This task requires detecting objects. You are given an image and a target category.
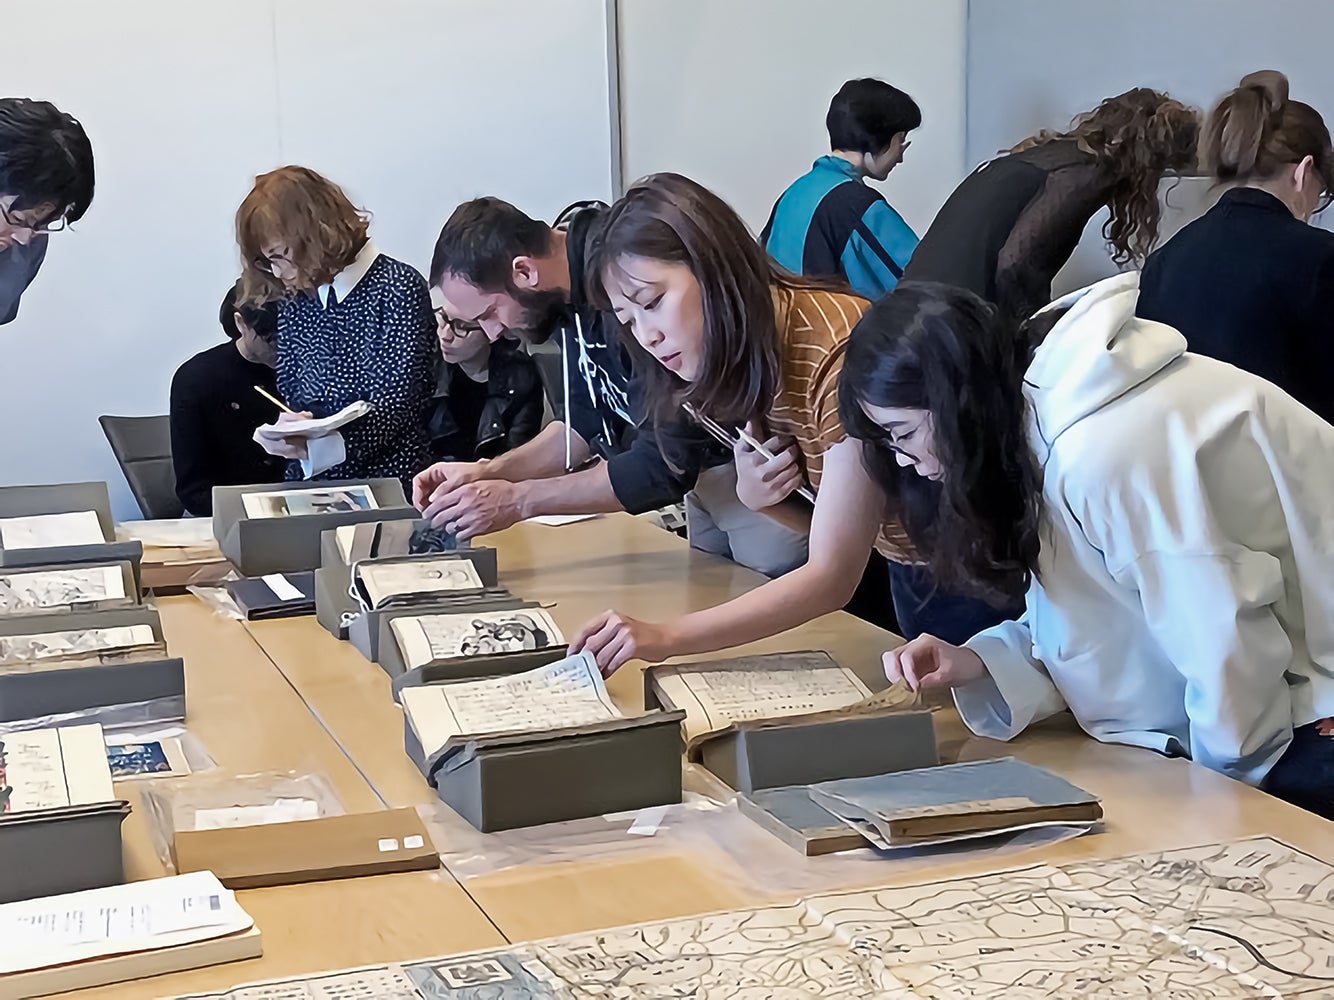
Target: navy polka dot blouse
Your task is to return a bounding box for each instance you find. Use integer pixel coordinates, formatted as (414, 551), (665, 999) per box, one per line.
(275, 251), (436, 493)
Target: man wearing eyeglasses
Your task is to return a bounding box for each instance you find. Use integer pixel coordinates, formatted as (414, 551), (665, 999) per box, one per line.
(0, 98), (94, 325)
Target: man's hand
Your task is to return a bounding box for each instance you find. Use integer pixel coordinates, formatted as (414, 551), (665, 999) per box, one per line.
(422, 479), (524, 539)
(569, 610), (676, 677)
(734, 420), (804, 511)
(883, 634), (988, 692)
(412, 460), (487, 510)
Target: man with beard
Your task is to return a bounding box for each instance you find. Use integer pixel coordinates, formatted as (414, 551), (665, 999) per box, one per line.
(412, 197), (808, 578)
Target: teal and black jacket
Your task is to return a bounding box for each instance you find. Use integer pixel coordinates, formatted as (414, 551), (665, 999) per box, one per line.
(760, 155), (918, 300)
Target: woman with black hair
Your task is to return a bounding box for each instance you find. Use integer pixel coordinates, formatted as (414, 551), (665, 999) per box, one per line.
(0, 98), (94, 325)
(840, 274), (1334, 820)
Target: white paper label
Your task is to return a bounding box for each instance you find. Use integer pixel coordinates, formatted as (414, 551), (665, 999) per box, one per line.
(261, 573), (304, 602)
(627, 805), (669, 836)
(403, 835), (425, 850)
(377, 838), (399, 853)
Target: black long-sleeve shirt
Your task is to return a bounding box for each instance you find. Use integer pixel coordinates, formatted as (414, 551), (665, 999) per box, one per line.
(169, 343), (287, 515)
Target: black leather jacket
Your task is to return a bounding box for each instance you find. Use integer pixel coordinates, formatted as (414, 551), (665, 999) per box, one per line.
(427, 339), (544, 462)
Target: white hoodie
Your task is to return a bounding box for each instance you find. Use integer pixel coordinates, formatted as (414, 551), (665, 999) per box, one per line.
(956, 271), (1334, 786)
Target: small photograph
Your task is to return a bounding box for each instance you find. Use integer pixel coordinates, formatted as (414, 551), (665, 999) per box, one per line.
(242, 485), (378, 519)
(105, 736), (191, 779)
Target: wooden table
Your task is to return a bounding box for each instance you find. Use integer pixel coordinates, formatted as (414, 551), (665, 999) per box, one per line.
(71, 598), (504, 998)
(246, 514), (1334, 944)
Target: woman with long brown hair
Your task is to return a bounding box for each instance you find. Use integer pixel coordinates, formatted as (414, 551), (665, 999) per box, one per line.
(236, 166), (436, 491)
(902, 87), (1200, 324)
(569, 173), (1014, 676)
(1138, 71), (1334, 423)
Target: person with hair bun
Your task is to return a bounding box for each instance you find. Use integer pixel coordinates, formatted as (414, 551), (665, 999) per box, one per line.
(1138, 71), (1334, 423)
(235, 166), (436, 491)
(903, 87), (1200, 324)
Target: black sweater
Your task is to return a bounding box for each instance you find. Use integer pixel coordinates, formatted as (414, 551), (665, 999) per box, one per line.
(169, 343), (287, 515)
(1138, 188), (1334, 424)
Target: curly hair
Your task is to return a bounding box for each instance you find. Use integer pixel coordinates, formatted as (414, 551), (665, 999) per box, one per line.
(838, 282), (1044, 604)
(1013, 88), (1200, 264)
(235, 166), (370, 308)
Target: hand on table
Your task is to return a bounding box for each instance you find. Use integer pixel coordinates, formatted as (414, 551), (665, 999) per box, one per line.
(412, 460), (487, 510)
(261, 410), (314, 460)
(421, 479), (522, 540)
(734, 420), (804, 511)
(883, 634), (988, 692)
(570, 610), (675, 677)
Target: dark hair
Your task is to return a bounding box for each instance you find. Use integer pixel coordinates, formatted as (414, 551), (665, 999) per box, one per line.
(235, 166), (369, 308)
(1013, 88), (1200, 264)
(1203, 71), (1334, 209)
(219, 281), (278, 342)
(0, 98), (95, 224)
(586, 173), (831, 428)
(839, 282), (1044, 604)
(827, 79), (922, 154)
(429, 197), (553, 290)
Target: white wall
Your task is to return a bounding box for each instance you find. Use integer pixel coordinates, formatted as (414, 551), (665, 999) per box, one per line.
(0, 0), (614, 519)
(617, 0), (968, 236)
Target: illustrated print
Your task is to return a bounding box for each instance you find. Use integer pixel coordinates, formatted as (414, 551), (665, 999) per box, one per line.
(106, 741), (171, 777)
(456, 614), (551, 657)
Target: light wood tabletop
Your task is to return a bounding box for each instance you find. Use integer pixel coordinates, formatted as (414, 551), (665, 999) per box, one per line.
(245, 513), (1334, 943)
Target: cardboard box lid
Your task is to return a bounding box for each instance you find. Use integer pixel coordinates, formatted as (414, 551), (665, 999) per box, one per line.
(172, 807), (439, 889)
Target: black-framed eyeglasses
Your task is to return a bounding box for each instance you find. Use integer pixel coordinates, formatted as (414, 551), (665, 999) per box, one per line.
(1, 201), (68, 235)
(434, 307), (484, 337)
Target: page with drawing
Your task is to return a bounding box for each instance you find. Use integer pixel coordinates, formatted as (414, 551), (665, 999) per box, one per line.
(358, 558), (484, 608)
(0, 511), (104, 550)
(0, 624), (156, 664)
(400, 652), (620, 752)
(650, 653), (872, 743)
(391, 608), (564, 669)
(0, 565), (126, 614)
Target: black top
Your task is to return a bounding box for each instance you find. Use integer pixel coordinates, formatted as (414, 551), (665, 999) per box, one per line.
(558, 206), (728, 513)
(276, 252), (436, 492)
(903, 141), (1111, 322)
(0, 236), (48, 326)
(1138, 188), (1334, 424)
(169, 342), (287, 515)
(427, 339), (544, 462)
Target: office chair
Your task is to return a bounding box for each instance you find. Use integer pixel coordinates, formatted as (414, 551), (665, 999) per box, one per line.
(98, 415), (184, 520)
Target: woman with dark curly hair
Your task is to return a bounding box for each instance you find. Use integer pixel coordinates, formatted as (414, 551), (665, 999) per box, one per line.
(840, 275), (1334, 820)
(902, 87), (1199, 324)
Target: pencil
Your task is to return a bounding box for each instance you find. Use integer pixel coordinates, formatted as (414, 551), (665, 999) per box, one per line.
(254, 385), (295, 413)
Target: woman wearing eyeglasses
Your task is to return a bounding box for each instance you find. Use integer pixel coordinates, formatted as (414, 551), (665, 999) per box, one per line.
(0, 98), (94, 326)
(235, 166), (436, 492)
(426, 292), (544, 463)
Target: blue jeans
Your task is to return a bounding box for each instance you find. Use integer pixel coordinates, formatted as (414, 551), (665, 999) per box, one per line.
(888, 562), (1023, 645)
(1263, 722), (1334, 820)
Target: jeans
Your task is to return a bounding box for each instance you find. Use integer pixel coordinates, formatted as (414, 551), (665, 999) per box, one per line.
(1263, 721), (1334, 820)
(888, 561), (1023, 645)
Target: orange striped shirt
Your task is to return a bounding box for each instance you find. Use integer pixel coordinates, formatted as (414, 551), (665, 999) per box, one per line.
(765, 285), (915, 562)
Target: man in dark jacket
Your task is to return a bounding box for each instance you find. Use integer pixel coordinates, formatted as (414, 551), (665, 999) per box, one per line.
(427, 290), (544, 462)
(412, 198), (806, 576)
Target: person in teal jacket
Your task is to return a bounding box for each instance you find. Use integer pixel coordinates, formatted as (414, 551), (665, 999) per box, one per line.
(761, 79), (920, 299)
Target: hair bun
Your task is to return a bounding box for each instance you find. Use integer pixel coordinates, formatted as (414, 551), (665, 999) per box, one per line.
(1239, 70), (1289, 111)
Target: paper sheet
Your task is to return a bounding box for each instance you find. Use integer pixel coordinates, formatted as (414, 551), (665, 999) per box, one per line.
(0, 624), (156, 664)
(0, 511), (104, 550)
(650, 653), (872, 743)
(253, 400), (371, 441)
(192, 797), (320, 830)
(525, 513), (601, 527)
(400, 652), (620, 752)
(357, 558), (483, 608)
(241, 485), (378, 519)
(115, 518), (215, 549)
(0, 723), (116, 812)
(0, 565), (125, 614)
(391, 608), (564, 669)
(0, 870), (251, 975)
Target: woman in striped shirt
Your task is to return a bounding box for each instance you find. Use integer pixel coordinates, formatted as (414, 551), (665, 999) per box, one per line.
(571, 173), (995, 675)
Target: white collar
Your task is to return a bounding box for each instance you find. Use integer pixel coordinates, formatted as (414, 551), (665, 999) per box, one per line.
(317, 239), (378, 308)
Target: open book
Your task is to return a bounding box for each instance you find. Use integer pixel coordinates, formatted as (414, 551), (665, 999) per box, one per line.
(647, 651), (902, 746)
(355, 557), (485, 610)
(390, 608), (564, 669)
(0, 624), (158, 668)
(0, 565), (129, 616)
(0, 723), (116, 813)
(400, 652), (620, 757)
(0, 511), (105, 551)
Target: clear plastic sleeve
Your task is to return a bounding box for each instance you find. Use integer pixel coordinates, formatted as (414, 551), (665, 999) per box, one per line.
(0, 695), (186, 735)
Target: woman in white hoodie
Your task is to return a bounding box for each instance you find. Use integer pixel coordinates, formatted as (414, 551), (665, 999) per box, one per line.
(839, 273), (1334, 819)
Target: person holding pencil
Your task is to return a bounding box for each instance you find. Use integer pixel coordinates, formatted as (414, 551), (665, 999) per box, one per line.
(570, 173), (922, 674)
(168, 282), (287, 516)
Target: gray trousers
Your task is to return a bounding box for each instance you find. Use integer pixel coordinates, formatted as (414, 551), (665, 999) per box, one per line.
(685, 462), (809, 578)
